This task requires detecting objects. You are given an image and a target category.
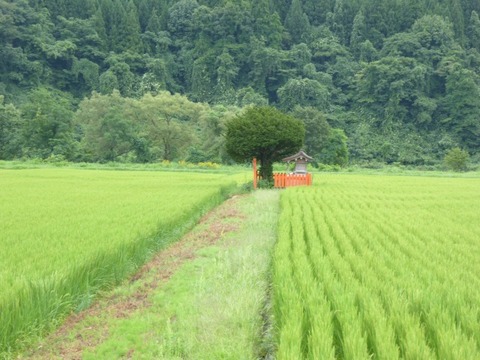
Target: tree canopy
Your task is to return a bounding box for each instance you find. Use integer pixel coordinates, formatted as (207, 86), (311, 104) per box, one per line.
(225, 106), (304, 180)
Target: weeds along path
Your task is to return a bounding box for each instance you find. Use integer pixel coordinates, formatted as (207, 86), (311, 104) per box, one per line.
(21, 190), (280, 360)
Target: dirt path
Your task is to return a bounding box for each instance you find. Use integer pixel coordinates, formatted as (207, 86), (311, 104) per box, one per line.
(24, 195), (247, 359)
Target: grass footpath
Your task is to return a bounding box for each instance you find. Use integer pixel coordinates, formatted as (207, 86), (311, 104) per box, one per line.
(21, 190), (280, 360)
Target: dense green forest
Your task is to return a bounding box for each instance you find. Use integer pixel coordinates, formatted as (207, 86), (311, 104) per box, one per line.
(1, 0), (479, 165)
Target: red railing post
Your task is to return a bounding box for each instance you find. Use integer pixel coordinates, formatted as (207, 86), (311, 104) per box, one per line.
(253, 158), (257, 190)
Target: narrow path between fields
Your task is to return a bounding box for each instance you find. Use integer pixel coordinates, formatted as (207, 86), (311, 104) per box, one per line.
(21, 190), (280, 360)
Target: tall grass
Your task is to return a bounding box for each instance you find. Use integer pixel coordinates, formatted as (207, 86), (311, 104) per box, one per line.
(71, 190), (280, 359)
(0, 168), (238, 356)
(273, 174), (480, 359)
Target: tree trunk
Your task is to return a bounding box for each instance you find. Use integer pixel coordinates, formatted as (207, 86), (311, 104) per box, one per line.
(259, 157), (273, 183)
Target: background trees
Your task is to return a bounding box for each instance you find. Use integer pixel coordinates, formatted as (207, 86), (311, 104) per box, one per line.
(75, 91), (138, 162)
(19, 88), (76, 159)
(0, 0), (479, 165)
(73, 90), (226, 163)
(135, 92), (205, 161)
(290, 106), (330, 159)
(0, 95), (21, 159)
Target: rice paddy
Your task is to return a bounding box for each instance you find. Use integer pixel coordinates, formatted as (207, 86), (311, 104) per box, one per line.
(273, 174), (480, 359)
(0, 168), (238, 354)
(3, 167), (480, 359)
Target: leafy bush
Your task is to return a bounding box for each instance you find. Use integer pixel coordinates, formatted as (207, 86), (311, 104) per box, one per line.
(444, 147), (469, 171)
(198, 161), (221, 169)
(316, 163), (342, 172)
(240, 181), (254, 193)
(257, 179), (274, 189)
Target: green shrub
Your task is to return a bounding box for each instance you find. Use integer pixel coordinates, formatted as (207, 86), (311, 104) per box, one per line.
(444, 147), (469, 172)
(257, 179), (274, 189)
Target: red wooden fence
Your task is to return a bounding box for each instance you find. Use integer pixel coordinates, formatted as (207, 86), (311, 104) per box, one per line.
(252, 158), (312, 189)
(273, 173), (312, 188)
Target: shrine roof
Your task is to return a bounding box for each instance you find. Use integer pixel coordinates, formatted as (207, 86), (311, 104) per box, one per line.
(282, 150), (314, 162)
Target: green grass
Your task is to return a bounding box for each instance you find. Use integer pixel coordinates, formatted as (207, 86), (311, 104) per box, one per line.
(0, 168), (240, 356)
(6, 166), (480, 358)
(82, 191), (277, 359)
(274, 174), (480, 359)
(0, 159), (250, 174)
(21, 190), (280, 359)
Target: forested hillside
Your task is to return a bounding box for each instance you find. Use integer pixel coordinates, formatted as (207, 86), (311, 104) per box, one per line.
(1, 0), (479, 165)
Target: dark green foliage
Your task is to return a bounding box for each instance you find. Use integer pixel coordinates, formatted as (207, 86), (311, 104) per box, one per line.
(350, 10), (367, 58)
(441, 66), (480, 150)
(0, 0), (480, 165)
(0, 96), (21, 159)
(278, 78), (330, 112)
(290, 106), (331, 159)
(186, 147), (210, 163)
(331, 0), (349, 45)
(235, 87), (268, 107)
(467, 11), (480, 50)
(355, 56), (429, 125)
(318, 128), (348, 166)
(215, 50), (239, 101)
(20, 88), (76, 159)
(252, 0), (283, 47)
(74, 90), (218, 163)
(285, 0), (310, 44)
(99, 70), (119, 95)
(75, 91), (137, 162)
(444, 147), (469, 171)
(225, 106), (304, 180)
(167, 0), (199, 40)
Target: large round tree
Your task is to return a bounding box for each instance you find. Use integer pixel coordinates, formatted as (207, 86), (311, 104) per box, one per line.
(225, 106), (305, 181)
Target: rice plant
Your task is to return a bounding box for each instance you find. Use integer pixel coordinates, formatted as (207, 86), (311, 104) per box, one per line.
(273, 174), (480, 359)
(0, 168), (238, 355)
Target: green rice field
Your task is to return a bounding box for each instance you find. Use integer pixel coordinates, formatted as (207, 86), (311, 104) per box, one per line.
(3, 167), (480, 359)
(274, 174), (480, 359)
(0, 168), (239, 354)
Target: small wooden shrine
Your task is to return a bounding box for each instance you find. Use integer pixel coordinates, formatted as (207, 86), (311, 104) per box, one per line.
(282, 150), (314, 174)
(252, 150), (314, 189)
